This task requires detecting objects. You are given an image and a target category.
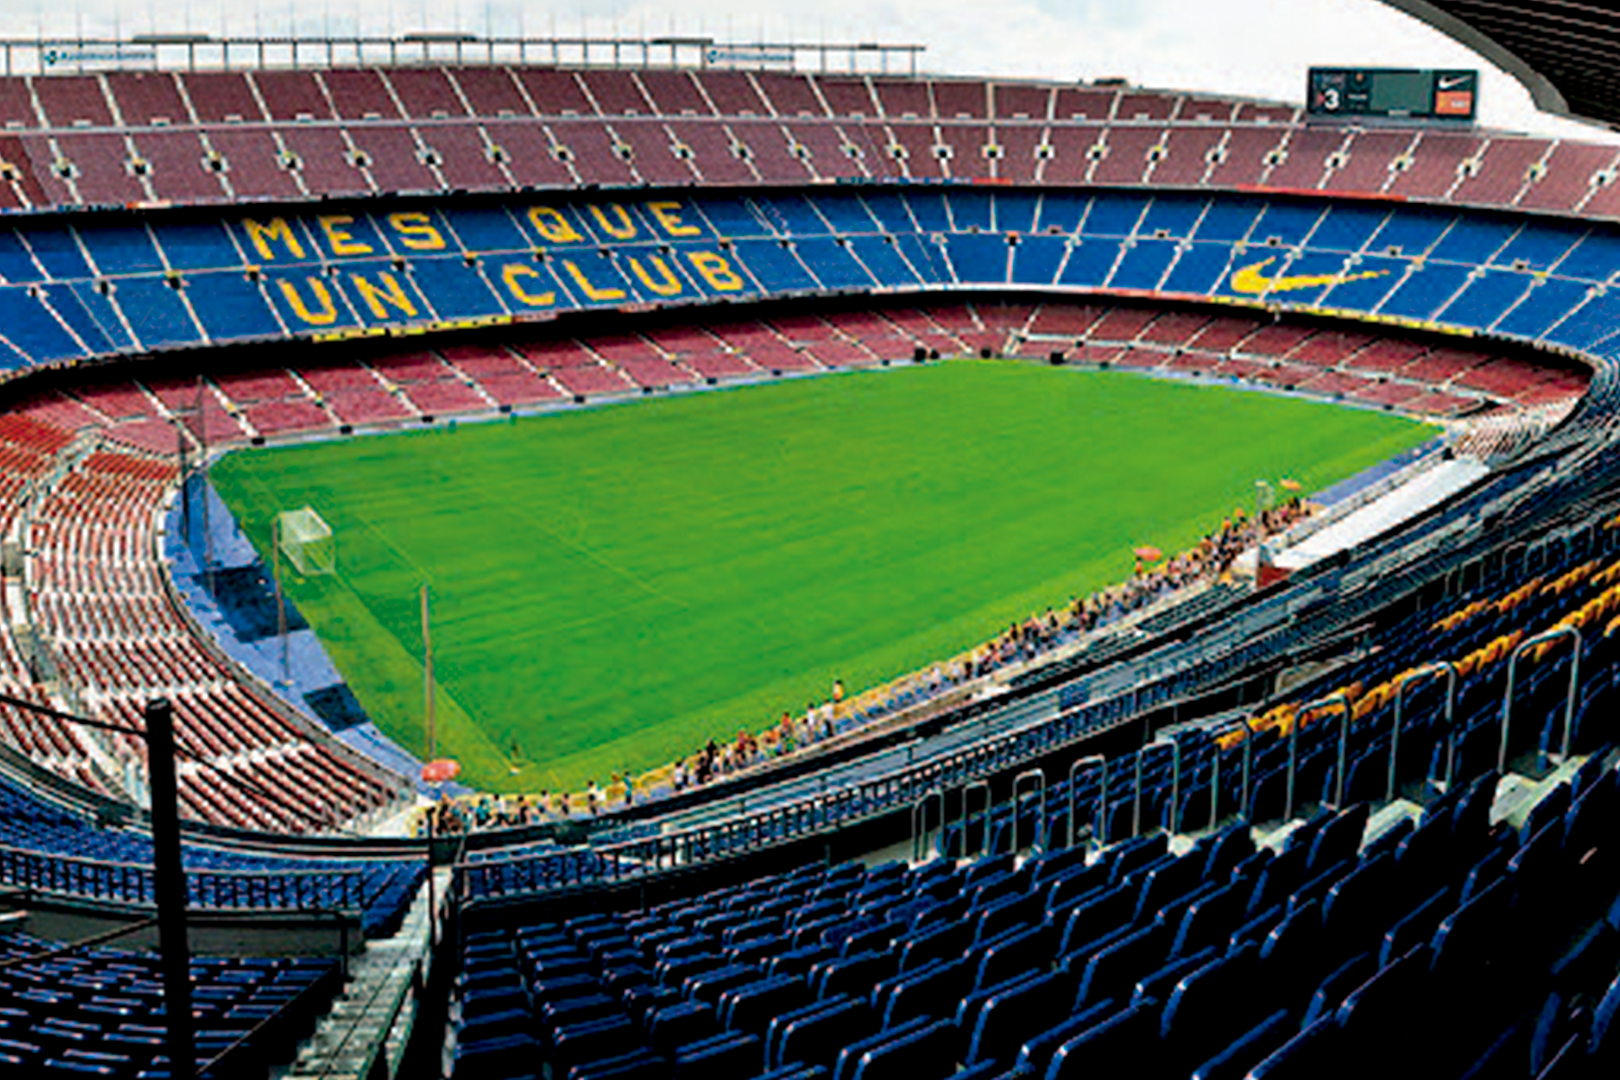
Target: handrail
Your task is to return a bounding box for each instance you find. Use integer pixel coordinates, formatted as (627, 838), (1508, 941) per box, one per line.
(1392, 663), (1456, 801)
(1010, 769), (1046, 854)
(1240, 718), (1256, 824)
(1499, 626), (1582, 774)
(1288, 694), (1350, 822)
(910, 789), (943, 862)
(0, 841), (367, 911)
(1168, 738), (1185, 833)
(961, 781), (991, 860)
(1134, 733), (1170, 838)
(1067, 755), (1105, 850)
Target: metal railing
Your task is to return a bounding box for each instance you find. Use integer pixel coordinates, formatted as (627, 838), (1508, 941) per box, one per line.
(1393, 663), (1456, 798)
(1499, 626), (1582, 774)
(1009, 770), (1046, 854)
(1067, 755), (1105, 850)
(0, 34), (925, 78)
(1288, 694), (1350, 822)
(0, 842), (366, 912)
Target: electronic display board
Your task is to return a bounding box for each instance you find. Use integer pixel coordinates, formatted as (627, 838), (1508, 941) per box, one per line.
(1307, 68), (1478, 121)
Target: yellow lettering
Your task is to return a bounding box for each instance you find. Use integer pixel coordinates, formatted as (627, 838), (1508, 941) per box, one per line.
(628, 255), (684, 297)
(687, 251), (745, 292)
(562, 260), (627, 302)
(318, 215), (373, 257)
(243, 218), (305, 262)
(501, 263), (556, 307)
(527, 206), (583, 244)
(646, 201), (700, 237)
(388, 211), (446, 251)
(350, 272), (418, 320)
(277, 277), (337, 325)
(588, 203), (639, 240)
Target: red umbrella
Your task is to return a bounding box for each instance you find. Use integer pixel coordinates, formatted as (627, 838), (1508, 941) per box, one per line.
(1133, 545), (1163, 562)
(421, 759), (461, 784)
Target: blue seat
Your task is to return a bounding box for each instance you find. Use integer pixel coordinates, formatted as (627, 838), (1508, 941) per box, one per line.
(683, 965), (757, 1005)
(953, 970), (1046, 1036)
(1045, 1003), (1159, 1080)
(567, 1049), (670, 1080)
(1159, 942), (1265, 1067)
(971, 924), (1052, 991)
(718, 975), (808, 1034)
(752, 1066), (828, 1080)
(1306, 803), (1370, 873)
(671, 1032), (761, 1080)
(1105, 834), (1170, 883)
(764, 997), (854, 1071)
(1246, 843), (1312, 916)
(972, 892), (1043, 946)
(452, 1032), (540, 1080)
(1198, 824), (1256, 882)
(1300, 951), (1376, 1029)
(551, 1016), (639, 1077)
(768, 944), (836, 980)
(1395, 812), (1458, 896)
(1130, 946), (1216, 1008)
(963, 971), (1066, 1069)
(1246, 1015), (1341, 1078)
(647, 1000), (718, 1057)
(878, 954), (972, 1028)
(894, 922), (970, 974)
(849, 1018), (957, 1080)
(1336, 944), (1431, 1035)
(1188, 1008), (1292, 1080)
(830, 1015), (930, 1080)
(1075, 923), (1169, 1007)
(776, 998), (877, 1073)
(1379, 887), (1454, 967)
(1055, 884), (1136, 955)
(1171, 880), (1248, 958)
(1227, 902), (1285, 955)
(1429, 876), (1512, 981)
(1321, 852), (1401, 949)
(1008, 997), (1116, 1076)
(1131, 853), (1208, 923)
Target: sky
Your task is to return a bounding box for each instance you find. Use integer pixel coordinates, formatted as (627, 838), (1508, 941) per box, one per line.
(3, 0), (1611, 141)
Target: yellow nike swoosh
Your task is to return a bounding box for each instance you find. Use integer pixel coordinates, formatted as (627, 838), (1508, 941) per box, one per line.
(1230, 257), (1389, 295)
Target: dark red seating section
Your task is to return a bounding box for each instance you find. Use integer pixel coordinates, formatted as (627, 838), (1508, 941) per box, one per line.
(0, 65), (1613, 224)
(0, 417), (406, 831)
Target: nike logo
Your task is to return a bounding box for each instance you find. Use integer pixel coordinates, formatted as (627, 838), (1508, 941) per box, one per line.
(1438, 74), (1471, 91)
(1229, 258), (1389, 295)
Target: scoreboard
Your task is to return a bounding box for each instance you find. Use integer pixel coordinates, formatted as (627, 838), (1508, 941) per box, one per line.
(1307, 68), (1478, 122)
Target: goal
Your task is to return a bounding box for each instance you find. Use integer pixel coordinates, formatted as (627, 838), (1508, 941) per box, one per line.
(278, 506), (336, 576)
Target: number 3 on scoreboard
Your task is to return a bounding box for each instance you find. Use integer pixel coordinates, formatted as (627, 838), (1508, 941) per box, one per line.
(1320, 86), (1341, 111)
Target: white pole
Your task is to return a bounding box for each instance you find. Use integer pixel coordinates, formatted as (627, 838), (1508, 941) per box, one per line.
(422, 582), (435, 760)
(272, 516), (288, 687)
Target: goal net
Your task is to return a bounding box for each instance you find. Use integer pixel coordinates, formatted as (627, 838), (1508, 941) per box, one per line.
(278, 506), (336, 576)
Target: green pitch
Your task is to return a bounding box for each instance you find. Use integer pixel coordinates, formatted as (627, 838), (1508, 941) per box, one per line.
(211, 362), (1431, 793)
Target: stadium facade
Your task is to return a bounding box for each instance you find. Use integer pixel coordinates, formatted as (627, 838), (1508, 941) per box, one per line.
(0, 24), (1612, 1080)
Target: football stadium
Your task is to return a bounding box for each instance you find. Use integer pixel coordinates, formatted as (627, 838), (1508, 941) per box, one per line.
(0, 1), (1615, 1077)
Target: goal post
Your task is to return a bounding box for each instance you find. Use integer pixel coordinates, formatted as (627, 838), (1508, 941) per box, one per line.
(277, 506), (336, 576)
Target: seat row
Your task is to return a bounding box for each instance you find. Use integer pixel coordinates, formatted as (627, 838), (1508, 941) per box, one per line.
(451, 754), (1620, 1079)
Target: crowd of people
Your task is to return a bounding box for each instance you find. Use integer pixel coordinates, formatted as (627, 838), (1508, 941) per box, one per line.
(421, 497), (1314, 833)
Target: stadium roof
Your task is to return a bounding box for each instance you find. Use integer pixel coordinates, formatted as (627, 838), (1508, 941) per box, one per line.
(1380, 1), (1620, 129)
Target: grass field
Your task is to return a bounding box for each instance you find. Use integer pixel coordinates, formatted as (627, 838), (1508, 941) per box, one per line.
(211, 362), (1432, 792)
